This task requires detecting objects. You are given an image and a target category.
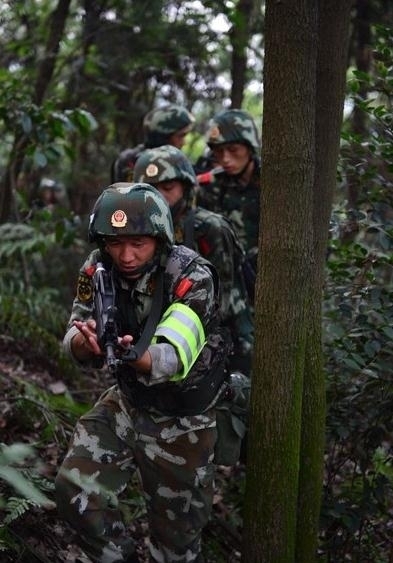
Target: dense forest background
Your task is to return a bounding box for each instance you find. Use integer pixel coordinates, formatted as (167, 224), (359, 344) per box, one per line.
(1, 1), (393, 561)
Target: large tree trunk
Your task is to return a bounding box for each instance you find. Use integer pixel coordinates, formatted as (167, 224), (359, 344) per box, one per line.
(242, 1), (353, 561)
(243, 1), (318, 560)
(296, 2), (354, 561)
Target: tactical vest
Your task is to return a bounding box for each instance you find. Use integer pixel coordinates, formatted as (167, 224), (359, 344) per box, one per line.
(116, 245), (232, 416)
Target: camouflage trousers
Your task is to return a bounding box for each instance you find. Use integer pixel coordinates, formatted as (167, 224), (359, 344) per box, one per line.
(55, 385), (216, 563)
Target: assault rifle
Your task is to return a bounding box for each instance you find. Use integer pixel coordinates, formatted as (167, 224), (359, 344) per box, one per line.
(93, 262), (119, 373)
(93, 261), (165, 372)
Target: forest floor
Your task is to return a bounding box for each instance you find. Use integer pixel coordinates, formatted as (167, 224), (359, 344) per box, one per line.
(0, 338), (244, 563)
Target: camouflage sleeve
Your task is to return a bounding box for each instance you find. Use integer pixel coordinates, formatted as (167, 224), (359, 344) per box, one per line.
(62, 250), (100, 364)
(174, 259), (217, 325)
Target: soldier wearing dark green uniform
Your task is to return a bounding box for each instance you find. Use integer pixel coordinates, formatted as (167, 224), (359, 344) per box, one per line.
(133, 145), (254, 377)
(55, 183), (230, 563)
(111, 105), (195, 183)
(196, 109), (261, 300)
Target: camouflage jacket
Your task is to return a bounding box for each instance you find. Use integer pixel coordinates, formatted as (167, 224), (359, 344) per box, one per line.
(196, 157), (261, 256)
(63, 244), (231, 417)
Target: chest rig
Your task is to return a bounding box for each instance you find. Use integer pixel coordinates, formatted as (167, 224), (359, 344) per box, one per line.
(114, 245), (232, 416)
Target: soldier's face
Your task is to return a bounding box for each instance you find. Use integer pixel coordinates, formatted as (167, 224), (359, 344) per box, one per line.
(155, 180), (184, 208)
(105, 235), (157, 278)
(211, 143), (252, 175)
(168, 126), (192, 149)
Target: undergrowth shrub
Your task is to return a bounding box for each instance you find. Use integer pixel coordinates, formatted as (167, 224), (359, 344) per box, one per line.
(320, 25), (393, 561)
(321, 237), (393, 561)
(0, 216), (88, 376)
(0, 376), (92, 558)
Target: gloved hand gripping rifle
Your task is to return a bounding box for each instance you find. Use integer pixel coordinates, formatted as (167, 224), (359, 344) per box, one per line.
(93, 262), (119, 373)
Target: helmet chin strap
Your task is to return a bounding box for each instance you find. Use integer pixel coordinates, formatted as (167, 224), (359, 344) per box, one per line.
(170, 198), (187, 221)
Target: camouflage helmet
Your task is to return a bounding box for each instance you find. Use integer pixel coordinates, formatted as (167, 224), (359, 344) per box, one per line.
(143, 104), (195, 148)
(88, 182), (174, 246)
(133, 145), (197, 187)
(206, 109), (260, 154)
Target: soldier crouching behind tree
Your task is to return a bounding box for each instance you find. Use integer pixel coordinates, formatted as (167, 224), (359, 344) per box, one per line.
(54, 182), (233, 563)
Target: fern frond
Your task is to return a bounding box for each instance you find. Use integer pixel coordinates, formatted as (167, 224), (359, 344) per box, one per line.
(3, 496), (39, 525)
(0, 223), (54, 259)
(22, 470), (55, 493)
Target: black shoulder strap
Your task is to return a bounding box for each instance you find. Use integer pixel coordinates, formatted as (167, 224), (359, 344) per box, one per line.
(121, 267), (165, 361)
(183, 209), (196, 249)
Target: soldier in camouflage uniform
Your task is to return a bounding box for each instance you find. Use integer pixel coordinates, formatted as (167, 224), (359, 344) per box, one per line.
(133, 145), (254, 377)
(196, 109), (261, 299)
(55, 183), (231, 563)
(111, 105), (195, 183)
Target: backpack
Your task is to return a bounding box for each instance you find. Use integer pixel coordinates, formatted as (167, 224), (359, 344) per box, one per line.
(183, 208), (255, 305)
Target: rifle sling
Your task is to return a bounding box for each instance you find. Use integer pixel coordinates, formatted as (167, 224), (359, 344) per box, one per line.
(121, 267), (165, 362)
(183, 209), (196, 249)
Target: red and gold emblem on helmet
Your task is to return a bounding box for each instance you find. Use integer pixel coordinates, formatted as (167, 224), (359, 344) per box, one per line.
(146, 164), (159, 177)
(208, 125), (221, 140)
(111, 209), (127, 227)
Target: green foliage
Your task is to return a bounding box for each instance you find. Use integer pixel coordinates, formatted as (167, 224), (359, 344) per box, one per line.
(0, 217), (87, 377)
(0, 444), (54, 508)
(0, 71), (97, 168)
(321, 237), (393, 561)
(4, 375), (90, 443)
(342, 24), (393, 211)
(0, 443), (56, 557)
(0, 98), (98, 168)
(3, 497), (40, 526)
(320, 25), (393, 559)
(0, 376), (91, 556)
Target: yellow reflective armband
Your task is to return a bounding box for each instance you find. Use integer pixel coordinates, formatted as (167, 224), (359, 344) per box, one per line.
(152, 302), (206, 380)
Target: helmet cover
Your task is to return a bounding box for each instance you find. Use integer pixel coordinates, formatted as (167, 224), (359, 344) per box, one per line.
(207, 109), (260, 153)
(143, 104), (195, 148)
(133, 145), (197, 187)
(88, 182), (174, 245)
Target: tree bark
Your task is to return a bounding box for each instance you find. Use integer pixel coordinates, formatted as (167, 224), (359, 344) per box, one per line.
(243, 1), (318, 561)
(230, 0), (254, 108)
(296, 2), (354, 561)
(242, 1), (353, 561)
(34, 0), (72, 105)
